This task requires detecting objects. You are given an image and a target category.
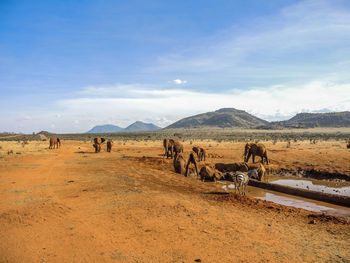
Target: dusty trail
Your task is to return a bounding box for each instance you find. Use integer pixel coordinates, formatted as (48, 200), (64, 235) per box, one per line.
(0, 140), (349, 262)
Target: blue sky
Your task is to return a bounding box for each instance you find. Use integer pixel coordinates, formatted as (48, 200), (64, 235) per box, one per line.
(1, 0), (350, 133)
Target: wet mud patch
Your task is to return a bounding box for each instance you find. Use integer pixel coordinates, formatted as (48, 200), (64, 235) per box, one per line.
(207, 192), (350, 224)
(270, 178), (350, 196)
(271, 168), (350, 181)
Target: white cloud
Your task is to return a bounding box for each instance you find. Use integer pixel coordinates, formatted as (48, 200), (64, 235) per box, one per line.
(1, 80), (349, 133)
(50, 80), (349, 131)
(172, 79), (187, 85)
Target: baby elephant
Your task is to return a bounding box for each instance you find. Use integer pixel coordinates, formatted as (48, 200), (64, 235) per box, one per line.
(107, 140), (113, 152)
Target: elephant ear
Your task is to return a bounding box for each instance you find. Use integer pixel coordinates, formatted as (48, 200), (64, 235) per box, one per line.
(101, 138), (106, 143)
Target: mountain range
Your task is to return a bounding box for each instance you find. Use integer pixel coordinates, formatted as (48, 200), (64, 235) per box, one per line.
(267, 112), (350, 129)
(87, 121), (161, 133)
(166, 109), (350, 129)
(86, 109), (350, 133)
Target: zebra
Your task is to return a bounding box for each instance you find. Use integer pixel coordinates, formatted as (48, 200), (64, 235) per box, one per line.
(233, 172), (249, 195)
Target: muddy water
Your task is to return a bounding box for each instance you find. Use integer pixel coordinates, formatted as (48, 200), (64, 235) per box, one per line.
(268, 176), (350, 197)
(216, 181), (350, 219)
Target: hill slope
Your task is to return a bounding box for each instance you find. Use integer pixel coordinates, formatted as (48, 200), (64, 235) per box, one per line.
(87, 124), (124, 133)
(124, 121), (161, 132)
(166, 108), (269, 129)
(270, 111), (350, 128)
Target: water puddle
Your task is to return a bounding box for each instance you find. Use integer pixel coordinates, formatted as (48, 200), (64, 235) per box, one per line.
(257, 192), (350, 218)
(217, 181), (350, 219)
(269, 178), (350, 197)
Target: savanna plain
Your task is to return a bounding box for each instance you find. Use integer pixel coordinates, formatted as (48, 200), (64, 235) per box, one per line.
(0, 131), (350, 263)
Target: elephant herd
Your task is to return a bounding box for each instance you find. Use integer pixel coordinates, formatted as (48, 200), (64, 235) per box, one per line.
(163, 138), (270, 194)
(49, 136), (269, 194)
(48, 137), (112, 153)
(93, 138), (113, 153)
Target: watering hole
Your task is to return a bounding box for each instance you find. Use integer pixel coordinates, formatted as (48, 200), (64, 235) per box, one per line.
(215, 175), (350, 219)
(269, 178), (350, 196)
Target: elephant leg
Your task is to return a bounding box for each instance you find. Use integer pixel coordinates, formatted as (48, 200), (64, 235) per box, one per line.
(252, 154), (255, 163)
(193, 160), (199, 177)
(265, 154), (270, 165)
(246, 152), (252, 162)
(184, 160), (190, 177)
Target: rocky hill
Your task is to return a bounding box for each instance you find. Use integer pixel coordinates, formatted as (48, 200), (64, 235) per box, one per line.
(268, 111), (350, 128)
(124, 121), (161, 132)
(166, 108), (269, 129)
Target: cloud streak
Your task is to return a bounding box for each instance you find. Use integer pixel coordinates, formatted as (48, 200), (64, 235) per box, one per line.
(1, 79), (349, 133)
(147, 0), (350, 89)
(45, 80), (349, 132)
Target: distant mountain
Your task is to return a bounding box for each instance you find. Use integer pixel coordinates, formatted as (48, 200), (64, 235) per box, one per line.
(87, 122), (161, 133)
(124, 121), (161, 132)
(166, 108), (269, 129)
(37, 131), (54, 136)
(268, 111), (350, 128)
(87, 124), (124, 133)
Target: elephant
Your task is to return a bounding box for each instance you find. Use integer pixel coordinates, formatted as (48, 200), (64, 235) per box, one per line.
(168, 139), (183, 159)
(107, 140), (113, 152)
(192, 146), (207, 162)
(247, 163), (266, 181)
(215, 162), (266, 181)
(173, 153), (186, 175)
(199, 165), (223, 182)
(244, 143), (269, 165)
(192, 146), (201, 160)
(163, 139), (172, 158)
(49, 138), (61, 149)
(92, 138), (105, 153)
(94, 138), (106, 144)
(199, 148), (207, 161)
(173, 152), (199, 177)
(215, 162), (249, 173)
(347, 141), (350, 149)
(184, 152), (199, 177)
(93, 143), (101, 153)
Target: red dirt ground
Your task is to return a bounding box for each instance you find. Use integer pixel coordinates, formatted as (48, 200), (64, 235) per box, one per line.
(0, 140), (349, 262)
